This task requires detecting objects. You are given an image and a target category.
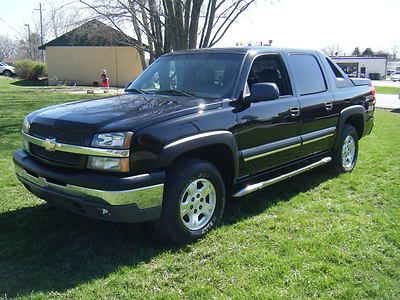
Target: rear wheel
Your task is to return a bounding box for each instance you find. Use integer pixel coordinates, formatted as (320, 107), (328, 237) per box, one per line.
(156, 159), (225, 244)
(330, 124), (359, 173)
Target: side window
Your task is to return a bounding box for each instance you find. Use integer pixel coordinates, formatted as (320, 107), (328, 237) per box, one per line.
(325, 57), (350, 89)
(288, 54), (327, 95)
(326, 58), (344, 79)
(247, 54), (292, 96)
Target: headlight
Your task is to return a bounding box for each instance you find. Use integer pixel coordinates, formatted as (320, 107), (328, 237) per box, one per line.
(91, 132), (133, 149)
(89, 132), (132, 172)
(22, 117), (31, 133)
(87, 156), (130, 172)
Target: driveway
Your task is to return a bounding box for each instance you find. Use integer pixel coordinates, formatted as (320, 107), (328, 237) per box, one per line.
(372, 80), (400, 87)
(376, 93), (400, 109)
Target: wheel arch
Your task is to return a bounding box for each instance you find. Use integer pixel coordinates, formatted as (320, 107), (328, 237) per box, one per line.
(159, 131), (239, 187)
(334, 105), (366, 148)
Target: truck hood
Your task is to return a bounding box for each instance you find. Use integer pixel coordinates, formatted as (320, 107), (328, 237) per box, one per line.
(28, 93), (221, 132)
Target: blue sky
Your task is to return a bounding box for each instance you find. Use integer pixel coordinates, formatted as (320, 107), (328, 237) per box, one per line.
(1, 0), (399, 55)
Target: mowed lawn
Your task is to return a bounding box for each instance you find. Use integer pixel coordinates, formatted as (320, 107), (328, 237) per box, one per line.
(375, 86), (400, 95)
(0, 77), (399, 299)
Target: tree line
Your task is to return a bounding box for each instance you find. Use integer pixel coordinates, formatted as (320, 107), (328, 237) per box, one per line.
(322, 44), (398, 61)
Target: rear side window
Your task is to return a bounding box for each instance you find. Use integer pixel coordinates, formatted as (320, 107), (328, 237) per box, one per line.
(288, 54), (327, 95)
(326, 58), (344, 79)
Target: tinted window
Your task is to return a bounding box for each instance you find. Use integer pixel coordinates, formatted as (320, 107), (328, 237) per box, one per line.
(247, 54), (292, 96)
(129, 53), (244, 98)
(326, 58), (344, 79)
(288, 54), (327, 95)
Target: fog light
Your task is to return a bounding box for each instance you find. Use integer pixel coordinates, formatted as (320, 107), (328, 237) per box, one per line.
(22, 139), (30, 152)
(87, 156), (129, 172)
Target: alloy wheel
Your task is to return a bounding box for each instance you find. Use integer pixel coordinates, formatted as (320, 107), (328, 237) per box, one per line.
(342, 135), (356, 168)
(180, 178), (216, 231)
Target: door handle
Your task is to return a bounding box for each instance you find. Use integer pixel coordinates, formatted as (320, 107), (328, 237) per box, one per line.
(289, 107), (300, 117)
(325, 102), (333, 111)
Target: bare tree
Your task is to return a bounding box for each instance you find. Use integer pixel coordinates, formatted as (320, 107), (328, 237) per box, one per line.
(390, 45), (398, 61)
(79, 0), (256, 68)
(322, 44), (343, 56)
(0, 35), (17, 61)
(16, 32), (41, 60)
(45, 1), (84, 40)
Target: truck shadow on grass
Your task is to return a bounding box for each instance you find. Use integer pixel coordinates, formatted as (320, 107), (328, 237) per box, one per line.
(0, 168), (335, 297)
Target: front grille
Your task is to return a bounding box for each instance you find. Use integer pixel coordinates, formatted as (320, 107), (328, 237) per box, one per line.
(30, 144), (84, 167)
(29, 123), (88, 169)
(30, 123), (87, 146)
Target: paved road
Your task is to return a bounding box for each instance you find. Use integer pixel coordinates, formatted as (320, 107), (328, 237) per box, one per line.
(372, 80), (400, 87)
(376, 93), (400, 109)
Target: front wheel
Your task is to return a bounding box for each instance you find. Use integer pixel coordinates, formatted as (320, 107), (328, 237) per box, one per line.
(3, 70), (12, 76)
(330, 124), (359, 173)
(156, 159), (225, 244)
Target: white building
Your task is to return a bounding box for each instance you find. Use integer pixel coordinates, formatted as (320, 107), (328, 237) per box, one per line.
(331, 56), (387, 79)
(387, 61), (400, 74)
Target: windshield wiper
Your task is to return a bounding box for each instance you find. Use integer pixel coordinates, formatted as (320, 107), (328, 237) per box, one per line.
(125, 88), (147, 94)
(155, 89), (196, 97)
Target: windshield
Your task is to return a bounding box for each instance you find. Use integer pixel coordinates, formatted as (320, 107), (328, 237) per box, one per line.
(128, 53), (244, 98)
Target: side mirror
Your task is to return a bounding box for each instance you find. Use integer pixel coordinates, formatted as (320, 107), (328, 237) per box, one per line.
(248, 82), (280, 102)
(124, 81), (132, 92)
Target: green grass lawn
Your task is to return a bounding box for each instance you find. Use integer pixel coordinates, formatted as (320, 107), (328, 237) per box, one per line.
(0, 78), (399, 299)
(375, 86), (400, 95)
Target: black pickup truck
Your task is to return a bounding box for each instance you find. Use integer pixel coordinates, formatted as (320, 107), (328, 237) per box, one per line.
(14, 47), (375, 243)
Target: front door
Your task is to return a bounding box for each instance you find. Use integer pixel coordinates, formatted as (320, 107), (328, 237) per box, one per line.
(236, 54), (302, 177)
(360, 67), (366, 78)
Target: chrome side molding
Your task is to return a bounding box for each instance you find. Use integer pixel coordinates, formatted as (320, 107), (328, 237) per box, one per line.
(233, 157), (332, 197)
(164, 130), (232, 149)
(244, 143), (301, 162)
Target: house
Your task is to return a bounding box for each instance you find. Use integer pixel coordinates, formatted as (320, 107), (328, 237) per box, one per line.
(39, 20), (143, 87)
(330, 56), (387, 79)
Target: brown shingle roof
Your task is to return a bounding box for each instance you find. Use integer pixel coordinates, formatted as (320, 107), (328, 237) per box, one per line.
(39, 20), (141, 49)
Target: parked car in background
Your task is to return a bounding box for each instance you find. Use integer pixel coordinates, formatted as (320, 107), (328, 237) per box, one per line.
(392, 72), (400, 82)
(0, 62), (15, 76)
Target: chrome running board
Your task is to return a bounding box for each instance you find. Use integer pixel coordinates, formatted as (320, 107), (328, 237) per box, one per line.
(233, 157), (332, 197)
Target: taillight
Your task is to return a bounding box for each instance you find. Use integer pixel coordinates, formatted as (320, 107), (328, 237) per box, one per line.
(371, 86), (376, 105)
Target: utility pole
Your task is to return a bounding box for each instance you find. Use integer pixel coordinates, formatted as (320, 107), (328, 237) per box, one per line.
(35, 3), (44, 62)
(24, 24), (32, 59)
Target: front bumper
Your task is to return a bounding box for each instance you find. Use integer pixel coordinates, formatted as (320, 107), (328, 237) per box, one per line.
(13, 149), (165, 223)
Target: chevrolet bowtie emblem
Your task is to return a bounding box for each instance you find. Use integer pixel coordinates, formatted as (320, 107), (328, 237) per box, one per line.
(43, 138), (57, 152)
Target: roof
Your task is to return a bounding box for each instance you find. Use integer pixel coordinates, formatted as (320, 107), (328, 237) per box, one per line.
(331, 56), (387, 60)
(164, 46), (320, 56)
(39, 20), (141, 50)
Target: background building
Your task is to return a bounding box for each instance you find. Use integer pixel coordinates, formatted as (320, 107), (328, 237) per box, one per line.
(39, 20), (143, 87)
(387, 61), (400, 75)
(331, 56), (387, 79)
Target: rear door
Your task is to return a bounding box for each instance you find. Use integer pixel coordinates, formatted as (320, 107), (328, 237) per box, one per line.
(236, 54), (302, 177)
(285, 53), (337, 157)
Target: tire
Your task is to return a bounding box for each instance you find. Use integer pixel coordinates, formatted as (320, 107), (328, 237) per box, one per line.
(330, 124), (359, 173)
(156, 158), (226, 244)
(3, 70), (12, 76)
